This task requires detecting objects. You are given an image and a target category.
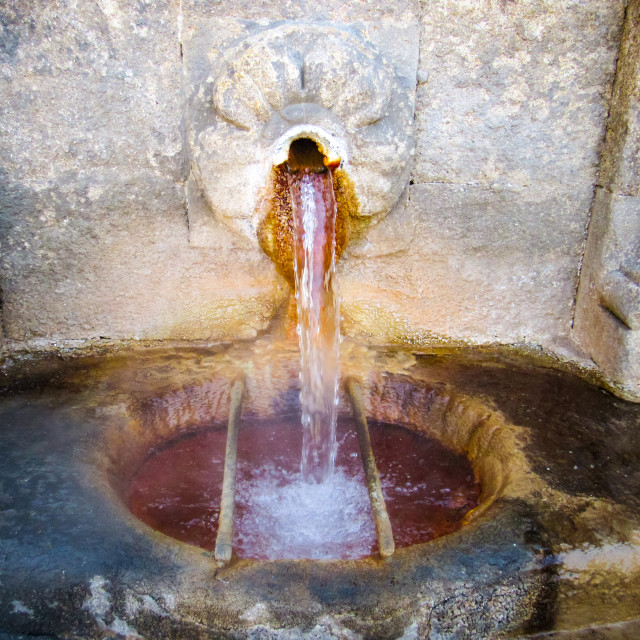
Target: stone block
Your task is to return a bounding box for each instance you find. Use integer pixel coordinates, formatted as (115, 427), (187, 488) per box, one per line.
(599, 0), (640, 197)
(414, 0), (624, 189)
(574, 1), (640, 400)
(339, 182), (591, 345)
(0, 175), (281, 341)
(0, 1), (184, 184)
(575, 190), (640, 398)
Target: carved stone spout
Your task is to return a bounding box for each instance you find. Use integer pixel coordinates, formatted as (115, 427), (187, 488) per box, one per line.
(184, 22), (419, 259)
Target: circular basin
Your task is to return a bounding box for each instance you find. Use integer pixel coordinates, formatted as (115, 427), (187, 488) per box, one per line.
(125, 415), (481, 560)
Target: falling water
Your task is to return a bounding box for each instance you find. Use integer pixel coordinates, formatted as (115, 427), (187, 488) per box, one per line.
(288, 167), (340, 484)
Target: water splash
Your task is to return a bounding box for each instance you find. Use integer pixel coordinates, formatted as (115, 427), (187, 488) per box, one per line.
(288, 169), (340, 484)
(235, 465), (375, 560)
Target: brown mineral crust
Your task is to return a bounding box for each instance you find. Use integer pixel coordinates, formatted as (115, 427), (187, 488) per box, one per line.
(258, 161), (364, 287)
(258, 165), (296, 284)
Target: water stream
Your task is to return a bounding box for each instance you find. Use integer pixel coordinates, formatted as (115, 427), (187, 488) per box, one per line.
(123, 150), (482, 559)
(288, 167), (340, 484)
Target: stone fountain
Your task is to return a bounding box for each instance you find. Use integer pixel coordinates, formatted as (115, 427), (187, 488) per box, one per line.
(1, 1), (640, 639)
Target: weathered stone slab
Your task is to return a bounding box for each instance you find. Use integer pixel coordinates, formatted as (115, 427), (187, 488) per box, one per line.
(574, 0), (640, 400)
(0, 1), (282, 342)
(414, 0), (625, 189)
(599, 0), (640, 197)
(0, 1), (183, 184)
(0, 176), (281, 341)
(575, 190), (640, 399)
(3, 345), (640, 637)
(340, 182), (593, 345)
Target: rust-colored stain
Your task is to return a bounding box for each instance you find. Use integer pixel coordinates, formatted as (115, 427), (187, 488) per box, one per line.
(257, 141), (367, 287)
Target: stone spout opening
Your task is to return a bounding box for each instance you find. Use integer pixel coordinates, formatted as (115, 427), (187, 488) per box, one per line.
(271, 125), (344, 172)
(258, 137), (362, 287)
(286, 138), (331, 173)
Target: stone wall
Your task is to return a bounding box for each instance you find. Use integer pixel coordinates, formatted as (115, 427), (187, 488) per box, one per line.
(0, 1), (636, 391)
(0, 0), (280, 342)
(340, 0), (625, 349)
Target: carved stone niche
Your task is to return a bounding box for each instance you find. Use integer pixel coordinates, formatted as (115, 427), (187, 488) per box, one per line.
(574, 0), (640, 401)
(182, 20), (419, 251)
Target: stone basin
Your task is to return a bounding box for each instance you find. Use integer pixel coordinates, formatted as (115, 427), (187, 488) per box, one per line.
(1, 343), (640, 639)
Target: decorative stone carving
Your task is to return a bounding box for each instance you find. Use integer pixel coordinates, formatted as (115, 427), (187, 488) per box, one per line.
(184, 21), (419, 248)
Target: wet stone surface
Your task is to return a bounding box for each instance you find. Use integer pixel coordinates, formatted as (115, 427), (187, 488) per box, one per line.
(417, 351), (640, 510)
(0, 343), (639, 638)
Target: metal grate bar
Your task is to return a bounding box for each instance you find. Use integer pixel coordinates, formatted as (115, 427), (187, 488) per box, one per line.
(345, 377), (395, 558)
(214, 376), (245, 564)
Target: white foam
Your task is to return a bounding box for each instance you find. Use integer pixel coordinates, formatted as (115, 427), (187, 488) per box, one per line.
(235, 466), (375, 560)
